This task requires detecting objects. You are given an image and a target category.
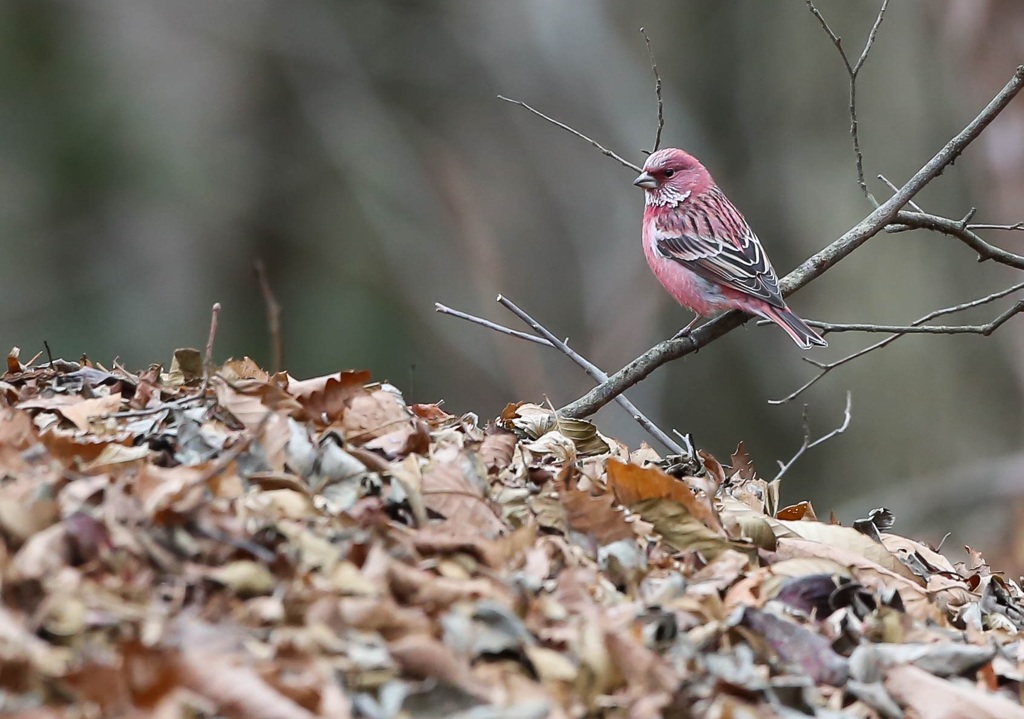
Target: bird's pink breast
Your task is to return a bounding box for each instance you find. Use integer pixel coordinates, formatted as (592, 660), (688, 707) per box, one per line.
(642, 230), (729, 317)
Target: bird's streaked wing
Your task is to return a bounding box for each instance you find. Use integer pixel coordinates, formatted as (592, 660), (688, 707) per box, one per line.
(652, 187), (786, 309)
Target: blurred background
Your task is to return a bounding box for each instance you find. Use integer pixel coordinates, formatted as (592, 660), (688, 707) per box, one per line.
(2, 1), (1023, 568)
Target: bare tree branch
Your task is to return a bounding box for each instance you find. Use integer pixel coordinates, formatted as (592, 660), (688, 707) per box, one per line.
(435, 298), (687, 456)
(769, 283), (1024, 405)
(558, 65), (1024, 420)
(806, 0), (890, 202)
(497, 95), (641, 173)
(640, 27), (664, 154)
(774, 391), (852, 482)
(887, 210), (1024, 270)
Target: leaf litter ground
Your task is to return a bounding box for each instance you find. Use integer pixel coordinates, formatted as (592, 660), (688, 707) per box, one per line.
(1, 348), (1023, 719)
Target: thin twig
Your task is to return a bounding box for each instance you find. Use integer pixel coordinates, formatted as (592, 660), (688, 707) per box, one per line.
(774, 391), (852, 482)
(877, 174), (923, 213)
(804, 1), (849, 70)
(200, 302), (221, 395)
(803, 316), (1024, 334)
(806, 0), (889, 202)
(95, 318), (226, 422)
(497, 96), (642, 173)
(204, 303), (220, 370)
(435, 303), (550, 346)
(854, 1), (890, 76)
(640, 27), (664, 154)
(770, 285), (1024, 404)
(671, 429), (695, 458)
(559, 65), (1024, 420)
(967, 222), (1024, 232)
(494, 295), (687, 456)
(254, 260), (284, 373)
(495, 295), (606, 388)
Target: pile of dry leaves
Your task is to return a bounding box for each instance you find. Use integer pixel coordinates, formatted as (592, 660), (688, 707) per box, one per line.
(1, 347), (1023, 718)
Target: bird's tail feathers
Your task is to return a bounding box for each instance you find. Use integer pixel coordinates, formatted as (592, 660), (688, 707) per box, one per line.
(762, 306), (827, 350)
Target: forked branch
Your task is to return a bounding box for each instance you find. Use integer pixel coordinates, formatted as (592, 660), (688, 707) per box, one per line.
(774, 391), (853, 482)
(806, 0), (890, 202)
(435, 299), (688, 456)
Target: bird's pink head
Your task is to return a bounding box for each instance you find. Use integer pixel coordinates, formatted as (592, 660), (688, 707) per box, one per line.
(634, 148), (713, 208)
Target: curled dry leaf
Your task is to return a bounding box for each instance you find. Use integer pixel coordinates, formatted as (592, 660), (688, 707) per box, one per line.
(410, 401), (455, 425)
(220, 356), (271, 383)
(166, 348), (203, 387)
(698, 449), (727, 491)
(720, 496), (777, 550)
(502, 403), (609, 456)
(776, 501), (817, 521)
(633, 498), (742, 560)
(607, 458), (723, 534)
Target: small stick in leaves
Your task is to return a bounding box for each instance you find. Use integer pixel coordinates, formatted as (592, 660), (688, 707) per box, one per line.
(254, 260), (284, 373)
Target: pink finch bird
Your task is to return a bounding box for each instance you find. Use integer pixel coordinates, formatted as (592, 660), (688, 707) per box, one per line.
(635, 148), (827, 349)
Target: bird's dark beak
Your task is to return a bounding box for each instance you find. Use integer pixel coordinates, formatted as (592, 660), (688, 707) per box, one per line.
(633, 171), (657, 189)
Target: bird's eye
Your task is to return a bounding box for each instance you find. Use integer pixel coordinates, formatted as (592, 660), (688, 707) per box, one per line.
(663, 168), (675, 178)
